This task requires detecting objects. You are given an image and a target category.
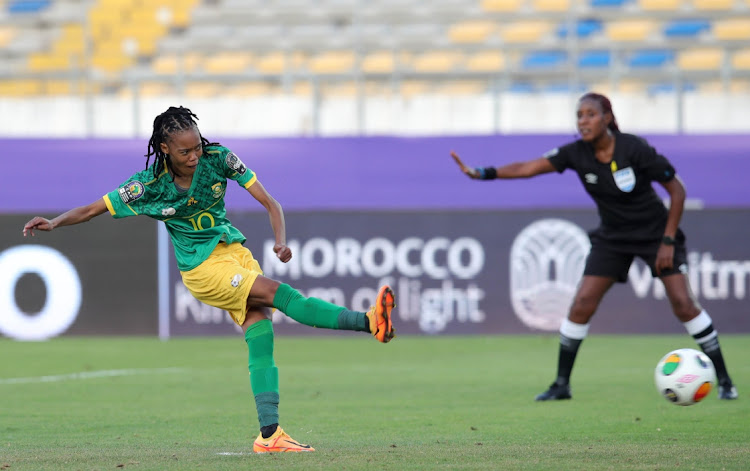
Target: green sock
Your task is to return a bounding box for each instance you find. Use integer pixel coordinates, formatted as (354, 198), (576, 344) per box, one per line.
(245, 319), (279, 428)
(273, 283), (368, 331)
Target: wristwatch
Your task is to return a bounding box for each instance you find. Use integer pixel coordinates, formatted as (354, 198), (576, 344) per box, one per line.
(662, 235), (676, 246)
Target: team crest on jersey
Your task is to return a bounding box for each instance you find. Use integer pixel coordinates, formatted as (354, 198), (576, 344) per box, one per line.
(118, 181), (144, 204)
(226, 152), (247, 175)
(211, 182), (224, 199)
(613, 167), (635, 192)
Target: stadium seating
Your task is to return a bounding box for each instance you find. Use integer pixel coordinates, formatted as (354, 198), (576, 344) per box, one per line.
(1, 0), (749, 99)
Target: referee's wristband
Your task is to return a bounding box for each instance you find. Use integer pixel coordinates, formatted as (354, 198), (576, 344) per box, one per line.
(475, 167), (497, 180)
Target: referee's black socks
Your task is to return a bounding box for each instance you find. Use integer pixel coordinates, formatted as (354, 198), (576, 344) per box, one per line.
(555, 319), (590, 386)
(683, 310), (733, 385)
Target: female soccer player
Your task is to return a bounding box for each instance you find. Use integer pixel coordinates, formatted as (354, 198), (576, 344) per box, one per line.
(23, 106), (396, 452)
(451, 92), (737, 401)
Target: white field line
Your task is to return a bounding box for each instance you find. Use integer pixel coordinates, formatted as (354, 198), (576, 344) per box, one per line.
(216, 452), (257, 456)
(0, 367), (185, 385)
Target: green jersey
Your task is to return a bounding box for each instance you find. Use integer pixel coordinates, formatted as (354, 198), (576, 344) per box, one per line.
(103, 145), (256, 271)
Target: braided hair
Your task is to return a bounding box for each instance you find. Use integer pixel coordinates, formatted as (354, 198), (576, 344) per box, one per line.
(579, 92), (620, 133)
(144, 106), (219, 179)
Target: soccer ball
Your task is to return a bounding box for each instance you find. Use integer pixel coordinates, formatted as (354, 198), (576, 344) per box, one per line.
(654, 348), (716, 406)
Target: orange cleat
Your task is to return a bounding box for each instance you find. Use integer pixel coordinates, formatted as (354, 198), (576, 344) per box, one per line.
(366, 285), (396, 343)
(253, 426), (314, 453)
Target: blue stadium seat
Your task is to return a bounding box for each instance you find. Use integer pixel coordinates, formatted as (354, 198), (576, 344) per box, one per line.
(647, 82), (697, 94)
(7, 0), (51, 14)
(663, 20), (711, 37)
(522, 51), (567, 68)
(543, 82), (587, 93)
(556, 19), (603, 38)
(590, 0), (630, 7)
(578, 51), (610, 67)
(628, 50), (674, 67)
(509, 82), (535, 93)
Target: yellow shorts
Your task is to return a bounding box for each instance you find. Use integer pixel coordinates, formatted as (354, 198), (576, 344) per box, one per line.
(180, 242), (263, 326)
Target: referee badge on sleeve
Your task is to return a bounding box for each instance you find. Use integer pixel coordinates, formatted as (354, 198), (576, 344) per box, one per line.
(613, 167), (635, 192)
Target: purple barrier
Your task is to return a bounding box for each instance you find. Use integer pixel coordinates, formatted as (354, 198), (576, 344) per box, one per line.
(2, 135), (748, 212)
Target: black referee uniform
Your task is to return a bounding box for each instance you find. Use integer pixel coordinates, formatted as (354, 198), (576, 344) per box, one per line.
(545, 132), (687, 281)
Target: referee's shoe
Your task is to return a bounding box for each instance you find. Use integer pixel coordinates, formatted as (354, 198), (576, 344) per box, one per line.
(718, 381), (739, 400)
(535, 382), (572, 401)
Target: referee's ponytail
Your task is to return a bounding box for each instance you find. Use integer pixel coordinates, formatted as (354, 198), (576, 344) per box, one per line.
(579, 92), (620, 133)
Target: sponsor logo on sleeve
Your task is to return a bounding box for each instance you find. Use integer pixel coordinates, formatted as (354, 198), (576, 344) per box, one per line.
(118, 181), (145, 204)
(225, 152), (247, 175)
(542, 148), (559, 158)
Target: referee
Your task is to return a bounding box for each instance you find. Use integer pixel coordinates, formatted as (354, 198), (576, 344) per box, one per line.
(451, 92), (738, 401)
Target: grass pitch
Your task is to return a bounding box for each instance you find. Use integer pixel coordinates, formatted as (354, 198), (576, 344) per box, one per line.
(1, 334), (748, 470)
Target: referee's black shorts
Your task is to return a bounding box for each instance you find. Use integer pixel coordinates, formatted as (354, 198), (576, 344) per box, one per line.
(583, 231), (688, 283)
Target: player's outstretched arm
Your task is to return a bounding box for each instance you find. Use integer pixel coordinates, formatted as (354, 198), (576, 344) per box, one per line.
(246, 181), (291, 263)
(451, 151), (556, 180)
(23, 198), (108, 237)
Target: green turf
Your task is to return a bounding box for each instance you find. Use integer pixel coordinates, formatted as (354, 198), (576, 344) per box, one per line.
(1, 334), (748, 470)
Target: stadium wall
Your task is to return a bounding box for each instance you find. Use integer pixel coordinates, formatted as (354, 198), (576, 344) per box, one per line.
(1, 93), (750, 138)
(1, 135), (748, 340)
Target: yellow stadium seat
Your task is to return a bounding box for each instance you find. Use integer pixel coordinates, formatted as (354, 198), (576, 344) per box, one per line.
(714, 19), (750, 40)
(449, 21), (495, 43)
(227, 83), (275, 97)
(292, 82), (313, 97)
(677, 48), (722, 70)
(44, 81), (78, 95)
(614, 80), (647, 93)
(400, 80), (430, 97)
(256, 52), (286, 74)
(732, 49), (750, 69)
(696, 81), (750, 93)
(28, 53), (71, 72)
(692, 0), (733, 9)
(309, 51), (355, 74)
(533, 0), (571, 11)
(152, 53), (203, 74)
(138, 82), (176, 97)
(501, 22), (552, 43)
(204, 52), (252, 74)
(437, 81), (486, 95)
(362, 51), (396, 74)
(413, 51), (462, 72)
(320, 81), (359, 97)
(638, 0), (682, 10)
(729, 80), (750, 92)
(0, 80), (43, 96)
(91, 54), (134, 72)
(97, 0), (136, 6)
(185, 82), (221, 97)
(52, 25), (85, 55)
(466, 51), (505, 71)
(481, 0), (523, 11)
(606, 21), (655, 41)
